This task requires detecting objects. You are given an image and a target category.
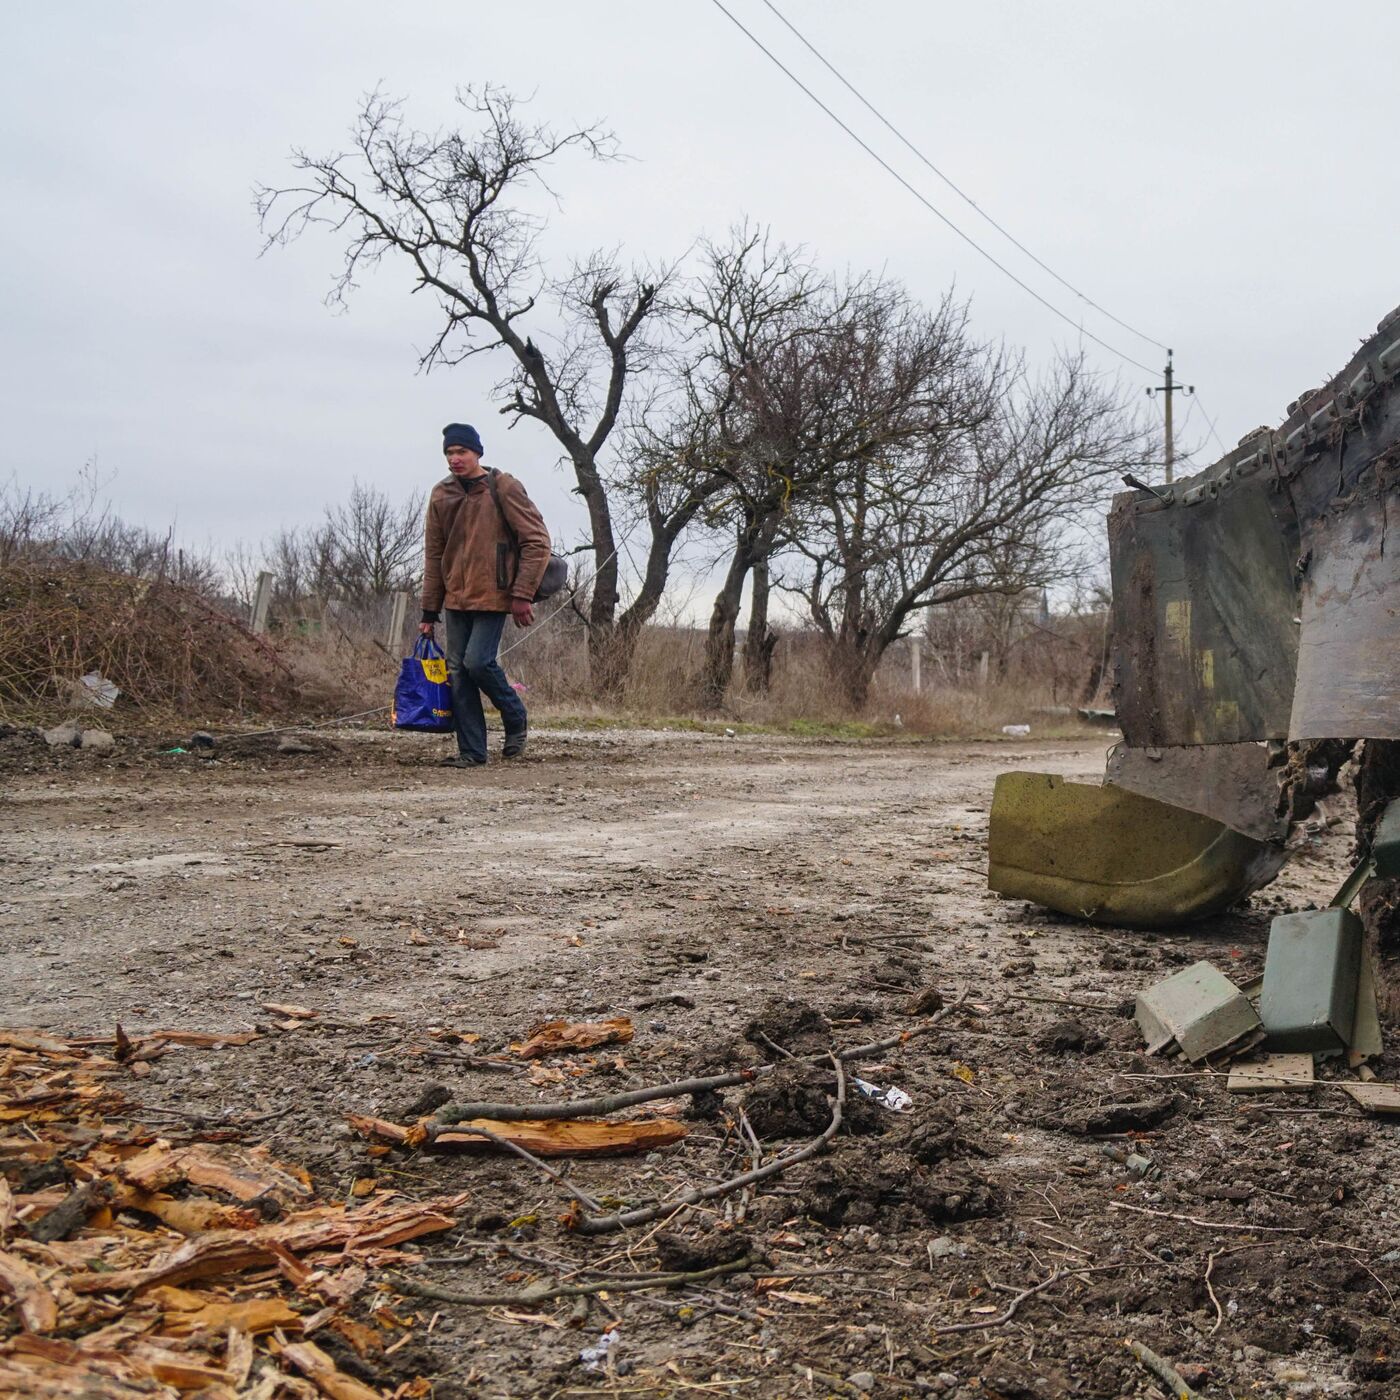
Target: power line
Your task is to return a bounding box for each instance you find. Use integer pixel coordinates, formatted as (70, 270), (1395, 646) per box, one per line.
(1189, 389), (1230, 456)
(707, 0), (1159, 376)
(756, 0), (1168, 354)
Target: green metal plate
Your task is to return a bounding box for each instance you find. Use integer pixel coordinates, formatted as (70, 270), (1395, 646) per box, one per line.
(987, 772), (1285, 928)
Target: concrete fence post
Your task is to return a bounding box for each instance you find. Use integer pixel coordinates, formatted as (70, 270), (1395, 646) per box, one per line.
(910, 636), (922, 695)
(250, 571), (274, 635)
(387, 591), (410, 654)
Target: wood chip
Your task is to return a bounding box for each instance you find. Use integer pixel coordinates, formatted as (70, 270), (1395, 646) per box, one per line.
(127, 1340), (233, 1389)
(226, 1326), (255, 1386)
(155, 1289), (303, 1336)
(347, 1112), (687, 1158)
(0, 1246), (60, 1332)
(262, 1004), (318, 1020)
(1341, 1082), (1400, 1115)
(117, 1142), (313, 1205)
(513, 1017), (634, 1059)
(277, 1338), (382, 1400)
(114, 1187), (261, 1235)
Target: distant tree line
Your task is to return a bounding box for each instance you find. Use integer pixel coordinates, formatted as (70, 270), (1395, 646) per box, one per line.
(0, 85), (1150, 713)
(257, 86), (1147, 709)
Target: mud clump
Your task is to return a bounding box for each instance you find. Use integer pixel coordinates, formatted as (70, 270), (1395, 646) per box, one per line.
(1033, 1018), (1105, 1054)
(743, 999), (831, 1055)
(891, 1108), (983, 1166)
(1004, 1073), (1180, 1135)
(826, 999), (878, 1023)
(906, 987), (944, 1017)
(742, 1064), (884, 1138)
(655, 1228), (753, 1272)
(801, 1145), (1001, 1228)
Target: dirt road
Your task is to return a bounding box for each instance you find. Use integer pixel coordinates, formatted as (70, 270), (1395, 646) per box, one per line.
(2, 726), (1396, 1397)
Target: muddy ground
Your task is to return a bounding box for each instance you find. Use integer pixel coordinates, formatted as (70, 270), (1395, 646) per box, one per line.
(2, 724), (1398, 1399)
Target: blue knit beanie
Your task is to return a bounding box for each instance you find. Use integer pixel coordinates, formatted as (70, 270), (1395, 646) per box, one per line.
(442, 422), (484, 455)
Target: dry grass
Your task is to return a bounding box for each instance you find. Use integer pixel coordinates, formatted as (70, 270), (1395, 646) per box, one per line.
(504, 615), (1090, 739)
(0, 558), (300, 726)
(0, 559), (1099, 743)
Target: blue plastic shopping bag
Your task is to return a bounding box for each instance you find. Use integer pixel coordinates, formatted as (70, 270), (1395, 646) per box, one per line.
(392, 636), (453, 732)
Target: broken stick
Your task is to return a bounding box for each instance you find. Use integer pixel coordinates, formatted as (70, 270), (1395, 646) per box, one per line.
(436, 993), (964, 1127)
(1125, 1338), (1204, 1400)
(434, 1069), (758, 1127)
(574, 1057), (846, 1236)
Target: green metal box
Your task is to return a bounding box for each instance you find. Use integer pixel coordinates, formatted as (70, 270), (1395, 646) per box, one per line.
(1260, 908), (1363, 1053)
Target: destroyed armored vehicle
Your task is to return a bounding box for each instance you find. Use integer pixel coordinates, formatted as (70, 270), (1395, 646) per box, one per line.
(990, 306), (1400, 933)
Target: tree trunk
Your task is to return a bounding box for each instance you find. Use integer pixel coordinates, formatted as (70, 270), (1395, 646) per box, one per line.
(827, 637), (877, 711)
(588, 614), (643, 700)
(700, 532), (754, 711)
(742, 559), (778, 694)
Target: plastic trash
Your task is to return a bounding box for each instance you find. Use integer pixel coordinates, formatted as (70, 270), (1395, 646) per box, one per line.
(78, 672), (120, 709)
(851, 1077), (913, 1112)
(579, 1328), (619, 1371)
(1001, 724), (1031, 737)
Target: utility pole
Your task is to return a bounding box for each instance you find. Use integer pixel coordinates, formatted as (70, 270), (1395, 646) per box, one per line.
(1147, 349), (1194, 484)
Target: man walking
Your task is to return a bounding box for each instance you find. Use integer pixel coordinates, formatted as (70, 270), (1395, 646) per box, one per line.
(420, 423), (551, 766)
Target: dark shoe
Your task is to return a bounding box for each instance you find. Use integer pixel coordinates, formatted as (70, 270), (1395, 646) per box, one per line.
(502, 724), (528, 759)
(440, 754), (485, 768)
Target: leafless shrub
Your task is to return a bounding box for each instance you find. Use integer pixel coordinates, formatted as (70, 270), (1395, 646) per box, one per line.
(0, 558), (297, 722)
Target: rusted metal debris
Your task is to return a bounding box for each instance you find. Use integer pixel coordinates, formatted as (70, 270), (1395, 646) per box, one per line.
(1109, 306), (1400, 749)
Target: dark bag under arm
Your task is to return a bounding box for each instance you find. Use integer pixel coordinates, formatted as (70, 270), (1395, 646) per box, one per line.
(485, 470), (568, 602)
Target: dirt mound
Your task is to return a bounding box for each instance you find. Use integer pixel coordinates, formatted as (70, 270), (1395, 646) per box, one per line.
(1004, 1072), (1181, 1135)
(742, 998), (832, 1055)
(890, 1106), (986, 1165)
(741, 1064), (885, 1138)
(1033, 1017), (1105, 1053)
(0, 558), (298, 720)
(654, 1228), (754, 1272)
(801, 1143), (1002, 1228)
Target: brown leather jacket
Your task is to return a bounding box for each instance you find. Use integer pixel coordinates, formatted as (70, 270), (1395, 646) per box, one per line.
(421, 470), (551, 616)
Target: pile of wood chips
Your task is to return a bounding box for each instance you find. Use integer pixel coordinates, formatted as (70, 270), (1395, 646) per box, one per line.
(0, 1028), (465, 1398)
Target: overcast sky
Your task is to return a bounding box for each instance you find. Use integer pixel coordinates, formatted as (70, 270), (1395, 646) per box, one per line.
(4, 1), (1399, 592)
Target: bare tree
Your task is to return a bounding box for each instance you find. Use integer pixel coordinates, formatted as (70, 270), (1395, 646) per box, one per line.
(258, 87), (699, 693)
(641, 228), (880, 708)
(319, 481), (423, 602)
(0, 477), (65, 566)
(1, 467), (219, 593)
(787, 350), (1146, 708)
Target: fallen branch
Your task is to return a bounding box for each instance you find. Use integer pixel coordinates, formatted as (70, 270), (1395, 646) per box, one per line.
(574, 1057), (846, 1236)
(393, 1253), (757, 1308)
(359, 1113), (686, 1159)
(1109, 1202), (1305, 1234)
(931, 1267), (1078, 1336)
(434, 1069), (757, 1127)
(422, 1122), (604, 1214)
(437, 993), (965, 1127)
(1003, 992), (1120, 1013)
(1126, 1338), (1203, 1399)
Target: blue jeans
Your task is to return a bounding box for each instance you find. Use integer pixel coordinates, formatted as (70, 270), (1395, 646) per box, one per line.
(443, 610), (527, 762)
